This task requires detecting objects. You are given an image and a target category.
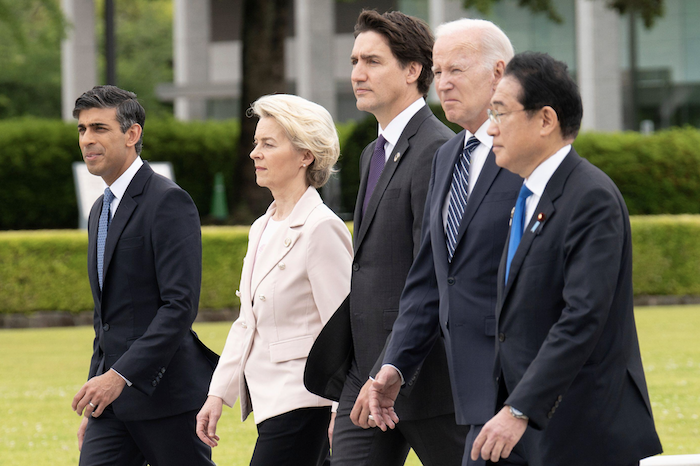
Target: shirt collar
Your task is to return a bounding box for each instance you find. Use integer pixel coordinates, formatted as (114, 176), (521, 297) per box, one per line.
(107, 156), (144, 200)
(378, 97), (426, 147)
(524, 145), (571, 197)
(464, 119), (493, 150)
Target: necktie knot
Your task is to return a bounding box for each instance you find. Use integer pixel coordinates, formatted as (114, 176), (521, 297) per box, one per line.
(517, 184), (533, 202)
(104, 187), (115, 207)
(464, 136), (479, 160)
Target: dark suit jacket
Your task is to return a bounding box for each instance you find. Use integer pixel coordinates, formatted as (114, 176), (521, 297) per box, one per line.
(349, 105), (456, 420)
(87, 162), (218, 421)
(495, 149), (662, 465)
(383, 129), (522, 426)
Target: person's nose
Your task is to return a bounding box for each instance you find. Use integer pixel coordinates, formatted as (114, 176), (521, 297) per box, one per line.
(487, 120), (499, 137)
(351, 62), (366, 84)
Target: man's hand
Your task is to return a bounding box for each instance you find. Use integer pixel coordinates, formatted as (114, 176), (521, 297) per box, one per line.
(72, 370), (126, 418)
(365, 366), (401, 431)
(328, 412), (336, 449)
(196, 396), (224, 448)
(471, 406), (528, 462)
(77, 416), (89, 451)
(349, 379), (375, 428)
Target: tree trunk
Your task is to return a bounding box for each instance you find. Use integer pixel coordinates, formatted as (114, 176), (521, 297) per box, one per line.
(234, 0), (291, 222)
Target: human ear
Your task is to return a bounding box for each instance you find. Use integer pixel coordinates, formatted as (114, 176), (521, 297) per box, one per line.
(406, 62), (422, 85)
(125, 124), (142, 148)
(539, 106), (559, 137)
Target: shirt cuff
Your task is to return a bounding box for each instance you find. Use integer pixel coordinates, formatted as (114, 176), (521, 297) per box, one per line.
(380, 364), (405, 386)
(110, 368), (132, 387)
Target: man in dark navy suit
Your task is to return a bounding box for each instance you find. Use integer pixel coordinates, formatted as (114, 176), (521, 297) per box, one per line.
(70, 85), (218, 466)
(471, 52), (662, 466)
(362, 19), (522, 466)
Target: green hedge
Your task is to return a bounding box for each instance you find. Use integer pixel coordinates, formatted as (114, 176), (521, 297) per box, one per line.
(2, 117), (700, 230)
(336, 112), (700, 216)
(0, 218), (698, 315)
(0, 118), (238, 230)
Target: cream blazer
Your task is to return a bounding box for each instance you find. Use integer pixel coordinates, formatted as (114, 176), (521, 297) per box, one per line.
(208, 186), (352, 424)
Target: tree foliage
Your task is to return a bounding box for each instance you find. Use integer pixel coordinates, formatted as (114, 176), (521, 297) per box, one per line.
(464, 0), (664, 27)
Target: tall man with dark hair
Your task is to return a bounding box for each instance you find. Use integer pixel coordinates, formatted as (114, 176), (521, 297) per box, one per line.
(471, 52), (662, 465)
(361, 19), (522, 466)
(70, 85), (218, 466)
(306, 9), (464, 466)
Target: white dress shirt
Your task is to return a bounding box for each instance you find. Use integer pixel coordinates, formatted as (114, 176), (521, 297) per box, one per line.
(522, 145), (571, 226)
(105, 156), (144, 220)
(377, 97), (426, 161)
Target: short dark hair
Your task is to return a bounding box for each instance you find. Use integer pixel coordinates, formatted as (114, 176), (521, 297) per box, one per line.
(505, 52), (583, 140)
(354, 10), (434, 97)
(73, 85), (146, 154)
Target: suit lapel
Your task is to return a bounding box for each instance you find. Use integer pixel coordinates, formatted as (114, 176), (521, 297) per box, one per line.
(354, 105), (433, 251)
(501, 148), (582, 300)
(352, 143), (373, 253)
(102, 164), (152, 293)
(88, 200), (101, 306)
(451, 151), (500, 256)
(430, 132), (465, 267)
(250, 187), (322, 299)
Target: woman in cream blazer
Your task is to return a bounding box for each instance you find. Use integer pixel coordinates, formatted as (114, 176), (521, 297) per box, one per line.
(196, 94), (352, 466)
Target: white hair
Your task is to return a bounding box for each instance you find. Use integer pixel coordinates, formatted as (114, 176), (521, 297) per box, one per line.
(249, 94), (340, 188)
(435, 18), (514, 69)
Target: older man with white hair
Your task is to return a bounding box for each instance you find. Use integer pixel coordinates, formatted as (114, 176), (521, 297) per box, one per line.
(353, 19), (524, 466)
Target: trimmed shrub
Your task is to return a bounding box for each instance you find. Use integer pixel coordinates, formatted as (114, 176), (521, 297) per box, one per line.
(0, 118), (239, 230)
(575, 128), (700, 215)
(631, 215), (700, 295)
(0, 217), (698, 315)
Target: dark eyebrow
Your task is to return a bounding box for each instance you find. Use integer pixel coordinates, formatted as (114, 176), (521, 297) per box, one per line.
(351, 53), (381, 61)
(78, 122), (110, 130)
(491, 100), (506, 108)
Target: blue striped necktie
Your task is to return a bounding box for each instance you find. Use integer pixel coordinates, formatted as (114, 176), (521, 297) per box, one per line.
(505, 184), (533, 284)
(97, 187), (115, 290)
(445, 136), (480, 262)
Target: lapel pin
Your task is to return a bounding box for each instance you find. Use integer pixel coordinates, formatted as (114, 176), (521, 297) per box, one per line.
(537, 212), (545, 221)
(530, 221), (541, 233)
(284, 238), (291, 247)
(394, 152), (401, 162)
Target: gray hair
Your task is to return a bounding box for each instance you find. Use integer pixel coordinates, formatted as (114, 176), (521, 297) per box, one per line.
(249, 94), (340, 189)
(435, 18), (514, 70)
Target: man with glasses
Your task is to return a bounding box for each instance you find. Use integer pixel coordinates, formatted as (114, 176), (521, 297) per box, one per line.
(355, 19), (522, 466)
(470, 52), (662, 466)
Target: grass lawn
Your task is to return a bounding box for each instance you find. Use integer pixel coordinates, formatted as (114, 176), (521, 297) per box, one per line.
(0, 305), (697, 465)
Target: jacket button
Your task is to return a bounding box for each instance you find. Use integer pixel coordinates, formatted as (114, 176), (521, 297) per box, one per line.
(284, 238), (291, 247)
(352, 263), (360, 271)
(547, 411), (553, 419)
(102, 324), (110, 331)
(447, 277), (455, 285)
(152, 380), (157, 387)
(258, 295), (266, 302)
(278, 262), (286, 270)
(241, 321), (247, 329)
(160, 368), (166, 374)
(235, 290), (241, 297)
(498, 333), (506, 342)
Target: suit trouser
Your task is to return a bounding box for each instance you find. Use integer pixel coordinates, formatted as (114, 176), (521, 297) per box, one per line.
(79, 406), (213, 466)
(331, 362), (468, 466)
(250, 406), (331, 466)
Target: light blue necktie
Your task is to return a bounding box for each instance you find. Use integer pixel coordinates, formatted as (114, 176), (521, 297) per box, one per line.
(97, 187), (115, 290)
(445, 136), (480, 262)
(505, 184), (533, 284)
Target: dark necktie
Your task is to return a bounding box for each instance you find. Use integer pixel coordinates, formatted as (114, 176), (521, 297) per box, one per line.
(362, 135), (387, 217)
(505, 184), (533, 284)
(97, 187), (115, 290)
(445, 136), (480, 262)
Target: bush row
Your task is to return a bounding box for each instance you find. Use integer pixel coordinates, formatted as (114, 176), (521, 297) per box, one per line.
(0, 118), (238, 230)
(1, 117), (700, 230)
(0, 217), (698, 315)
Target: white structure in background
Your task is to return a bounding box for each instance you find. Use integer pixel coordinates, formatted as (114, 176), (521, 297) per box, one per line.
(65, 0), (700, 133)
(60, 0), (97, 121)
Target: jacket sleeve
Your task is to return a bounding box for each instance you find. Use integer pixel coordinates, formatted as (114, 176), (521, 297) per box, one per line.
(505, 185), (625, 430)
(381, 149), (442, 388)
(307, 216), (353, 325)
(111, 187), (202, 396)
